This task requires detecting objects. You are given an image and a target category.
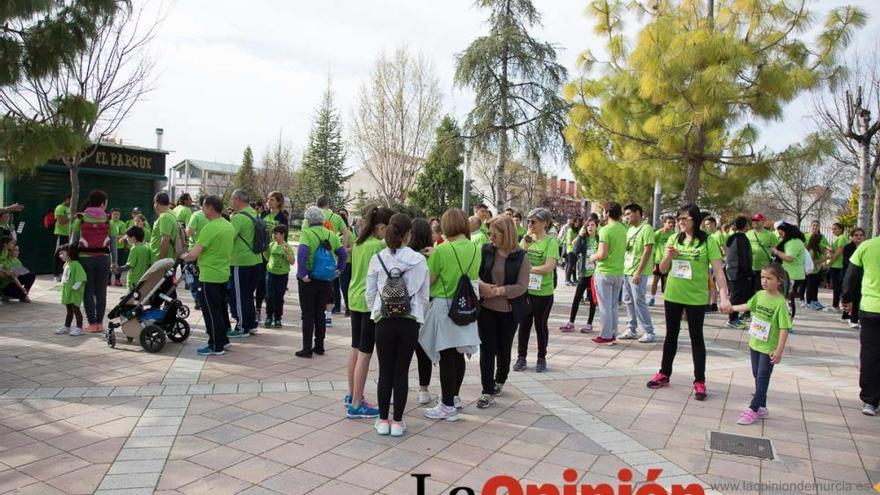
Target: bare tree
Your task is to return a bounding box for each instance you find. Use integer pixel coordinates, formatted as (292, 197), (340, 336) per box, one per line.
(760, 150), (850, 228)
(256, 133), (297, 201)
(0, 3), (159, 214)
(351, 48), (442, 205)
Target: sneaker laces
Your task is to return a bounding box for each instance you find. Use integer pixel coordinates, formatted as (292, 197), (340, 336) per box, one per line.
(650, 373), (667, 383)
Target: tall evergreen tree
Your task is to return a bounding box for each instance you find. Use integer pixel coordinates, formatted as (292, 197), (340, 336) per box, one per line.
(233, 146), (257, 198)
(300, 82), (348, 208)
(409, 116), (478, 218)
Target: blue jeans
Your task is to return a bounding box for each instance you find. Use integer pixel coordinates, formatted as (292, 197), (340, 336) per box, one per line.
(228, 264), (259, 333)
(265, 272), (288, 320)
(623, 274), (654, 335)
(750, 348), (774, 411)
(185, 264), (200, 304)
(595, 272), (624, 339)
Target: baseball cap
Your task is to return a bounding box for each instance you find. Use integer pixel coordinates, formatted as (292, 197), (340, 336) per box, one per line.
(752, 213), (765, 221)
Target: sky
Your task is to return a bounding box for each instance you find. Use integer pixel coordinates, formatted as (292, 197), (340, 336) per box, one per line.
(117, 0), (880, 181)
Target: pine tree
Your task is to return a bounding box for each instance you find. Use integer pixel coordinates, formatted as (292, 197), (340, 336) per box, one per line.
(232, 146), (257, 198)
(409, 116), (477, 217)
(300, 82), (348, 208)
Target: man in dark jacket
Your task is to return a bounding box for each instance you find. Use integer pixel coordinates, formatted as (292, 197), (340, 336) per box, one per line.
(725, 216), (753, 328)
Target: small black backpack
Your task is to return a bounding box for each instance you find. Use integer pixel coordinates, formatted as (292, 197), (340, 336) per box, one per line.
(447, 245), (480, 326)
(376, 253), (412, 318)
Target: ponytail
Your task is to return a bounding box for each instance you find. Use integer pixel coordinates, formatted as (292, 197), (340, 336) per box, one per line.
(385, 213), (413, 254)
(355, 206), (394, 245)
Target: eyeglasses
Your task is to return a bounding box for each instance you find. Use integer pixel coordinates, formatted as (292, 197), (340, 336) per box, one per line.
(677, 217), (692, 222)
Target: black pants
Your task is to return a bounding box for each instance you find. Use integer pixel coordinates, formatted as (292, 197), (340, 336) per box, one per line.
(660, 301), (707, 383)
(728, 276), (753, 322)
(830, 267), (843, 308)
(340, 263), (352, 313)
(517, 294), (553, 360)
(786, 279), (806, 318)
(844, 295), (861, 324)
(860, 311), (880, 407)
(416, 344), (432, 387)
(265, 272), (288, 320)
(805, 273), (821, 304)
(569, 276), (596, 324)
(254, 260), (267, 313)
(332, 277), (341, 313)
(298, 279), (330, 352)
(229, 264), (259, 332)
(478, 308), (517, 395)
(53, 235), (69, 277)
(565, 252), (578, 284)
(199, 281), (230, 352)
(64, 304), (83, 328)
(80, 255), (110, 325)
(439, 348), (466, 407)
(2, 272), (35, 300)
(375, 318), (419, 421)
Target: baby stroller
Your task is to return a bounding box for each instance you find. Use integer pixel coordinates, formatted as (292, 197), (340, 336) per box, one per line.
(106, 258), (191, 353)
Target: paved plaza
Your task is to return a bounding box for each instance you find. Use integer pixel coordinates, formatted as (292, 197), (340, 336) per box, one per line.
(0, 274), (876, 494)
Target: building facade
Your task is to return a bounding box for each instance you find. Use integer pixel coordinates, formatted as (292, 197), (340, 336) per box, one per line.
(167, 159), (239, 201)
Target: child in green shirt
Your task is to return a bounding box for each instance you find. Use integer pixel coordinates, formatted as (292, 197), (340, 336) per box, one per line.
(265, 225), (294, 328)
(119, 226), (152, 291)
(109, 209), (127, 286)
(728, 263), (791, 425)
(56, 244), (87, 336)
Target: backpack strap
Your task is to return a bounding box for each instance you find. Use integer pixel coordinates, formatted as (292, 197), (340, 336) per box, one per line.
(233, 210), (256, 250)
(376, 253), (392, 278)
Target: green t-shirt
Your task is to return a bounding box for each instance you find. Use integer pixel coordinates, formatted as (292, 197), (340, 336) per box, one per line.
(150, 211), (178, 263)
(782, 238), (806, 281)
(746, 290), (791, 355)
(299, 226), (342, 274)
(428, 238), (481, 299)
(516, 226), (527, 241)
(61, 260), (87, 306)
(110, 219), (127, 249)
(831, 235), (848, 269)
(850, 237), (880, 313)
(128, 220), (152, 243)
(747, 229), (776, 272)
(526, 235), (559, 296)
(804, 234), (828, 274)
(471, 231), (489, 247)
(581, 236), (599, 277)
(53, 204), (70, 236)
(323, 209), (346, 234)
(653, 229), (673, 264)
(625, 224), (654, 276)
(711, 231), (726, 252)
(664, 234), (722, 306)
(347, 235), (384, 312)
(173, 205), (192, 227)
(195, 218), (234, 284)
(186, 210), (209, 250)
(125, 244), (152, 290)
(266, 241), (292, 275)
(230, 207), (263, 267)
(565, 228), (578, 251)
(597, 221), (627, 276)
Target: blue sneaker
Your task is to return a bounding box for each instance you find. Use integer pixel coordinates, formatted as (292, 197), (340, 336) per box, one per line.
(347, 401), (379, 419)
(343, 394), (352, 406)
(197, 346), (225, 356)
(227, 330), (248, 339)
(648, 297), (655, 307)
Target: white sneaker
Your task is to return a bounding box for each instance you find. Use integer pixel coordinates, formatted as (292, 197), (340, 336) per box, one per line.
(55, 326), (70, 335)
(850, 322), (861, 329)
(619, 331), (639, 340)
(424, 404), (459, 421)
(69, 327), (85, 336)
(417, 390), (431, 405)
(375, 419), (390, 435)
(390, 421), (406, 437)
(453, 395), (462, 409)
(638, 333), (656, 343)
(862, 403), (877, 417)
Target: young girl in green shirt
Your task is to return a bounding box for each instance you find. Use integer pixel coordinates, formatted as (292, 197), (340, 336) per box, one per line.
(56, 244), (87, 336)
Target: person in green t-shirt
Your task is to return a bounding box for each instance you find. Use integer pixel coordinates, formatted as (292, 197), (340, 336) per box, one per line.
(184, 197), (210, 308)
(172, 193), (194, 228)
(842, 235), (880, 416)
(747, 213), (776, 291)
(227, 189), (263, 337)
(513, 212), (527, 241)
(56, 244), (87, 336)
(826, 222), (848, 311)
(648, 203), (731, 401)
(769, 222), (806, 319)
(52, 196), (72, 280)
(316, 195), (351, 325)
(803, 220), (830, 310)
(589, 202), (627, 343)
(264, 225), (294, 328)
(650, 215), (675, 305)
(150, 192), (178, 263)
(474, 203), (491, 235)
(109, 208), (128, 286)
(727, 263), (791, 425)
(560, 219), (599, 333)
(620, 203), (656, 342)
(119, 226), (152, 291)
(180, 195), (235, 355)
(469, 216), (490, 247)
(563, 216), (582, 286)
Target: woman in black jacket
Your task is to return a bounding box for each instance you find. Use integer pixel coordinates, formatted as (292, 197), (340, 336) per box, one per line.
(725, 216), (753, 328)
(842, 227), (866, 328)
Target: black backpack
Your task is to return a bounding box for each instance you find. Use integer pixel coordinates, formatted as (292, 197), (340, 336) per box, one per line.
(235, 210), (269, 254)
(446, 245), (480, 326)
(376, 253), (412, 318)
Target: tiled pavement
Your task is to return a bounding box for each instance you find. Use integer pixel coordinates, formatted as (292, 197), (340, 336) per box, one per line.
(0, 275), (877, 494)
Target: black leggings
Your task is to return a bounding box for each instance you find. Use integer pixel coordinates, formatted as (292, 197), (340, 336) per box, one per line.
(375, 318), (419, 421)
(565, 252), (578, 284)
(517, 294), (553, 360)
(830, 267), (842, 308)
(416, 344), (432, 387)
(64, 304), (83, 328)
(787, 279), (806, 318)
(478, 308), (517, 395)
(660, 301), (707, 383)
(439, 348), (465, 407)
(569, 276), (596, 324)
(805, 273), (821, 304)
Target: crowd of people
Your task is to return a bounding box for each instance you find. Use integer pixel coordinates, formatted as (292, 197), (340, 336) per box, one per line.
(1, 192), (878, 436)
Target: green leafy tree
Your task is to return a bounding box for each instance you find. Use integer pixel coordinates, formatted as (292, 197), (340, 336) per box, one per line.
(408, 116), (479, 217)
(454, 0), (569, 209)
(565, 0), (866, 205)
(353, 189), (371, 217)
(300, 81), (349, 207)
(233, 146), (257, 197)
(1, 0), (124, 171)
(838, 185), (860, 232)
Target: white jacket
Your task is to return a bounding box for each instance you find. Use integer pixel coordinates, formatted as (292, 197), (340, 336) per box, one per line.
(365, 246), (431, 324)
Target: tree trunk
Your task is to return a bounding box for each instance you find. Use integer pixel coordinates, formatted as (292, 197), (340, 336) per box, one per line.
(496, 130), (508, 210)
(873, 175), (880, 238)
(857, 139), (873, 233)
(683, 157), (701, 204)
(69, 164), (81, 217)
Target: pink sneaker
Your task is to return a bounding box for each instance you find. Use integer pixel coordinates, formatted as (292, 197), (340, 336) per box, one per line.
(559, 322), (575, 332)
(580, 324), (594, 333)
(83, 324), (100, 333)
(647, 373), (670, 389)
(737, 408), (760, 425)
(756, 407), (769, 418)
(693, 381), (707, 401)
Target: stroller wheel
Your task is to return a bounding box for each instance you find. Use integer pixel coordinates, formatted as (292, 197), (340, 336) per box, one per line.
(177, 305), (190, 319)
(140, 324), (166, 353)
(106, 329), (116, 349)
(126, 336), (134, 343)
(167, 318), (190, 343)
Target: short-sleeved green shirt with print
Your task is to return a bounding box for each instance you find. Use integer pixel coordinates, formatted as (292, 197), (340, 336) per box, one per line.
(125, 244), (152, 290)
(781, 238), (806, 281)
(664, 234), (723, 306)
(347, 235), (385, 312)
(61, 260), (87, 306)
(747, 229), (776, 272)
(266, 241), (292, 275)
(230, 207), (262, 267)
(186, 210), (209, 250)
(299, 226), (342, 274)
(653, 229), (673, 264)
(195, 217), (234, 284)
(746, 290), (791, 355)
(849, 237), (880, 313)
(597, 221), (627, 276)
(150, 211), (178, 263)
(471, 231), (489, 247)
(526, 235), (559, 296)
(830, 235), (848, 269)
(581, 236), (599, 277)
(172, 205), (192, 227)
(323, 209), (346, 234)
(428, 238), (481, 299)
(625, 224), (654, 276)
(54, 204), (70, 236)
(804, 234), (828, 274)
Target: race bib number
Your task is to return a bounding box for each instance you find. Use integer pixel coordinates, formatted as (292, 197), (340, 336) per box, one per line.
(671, 259), (692, 280)
(625, 252), (635, 268)
(749, 318), (771, 342)
(528, 273), (542, 291)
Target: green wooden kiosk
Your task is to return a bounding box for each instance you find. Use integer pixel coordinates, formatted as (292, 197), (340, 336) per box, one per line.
(0, 143), (168, 274)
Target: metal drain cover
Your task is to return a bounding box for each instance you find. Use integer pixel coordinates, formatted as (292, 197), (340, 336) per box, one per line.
(707, 431), (775, 460)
